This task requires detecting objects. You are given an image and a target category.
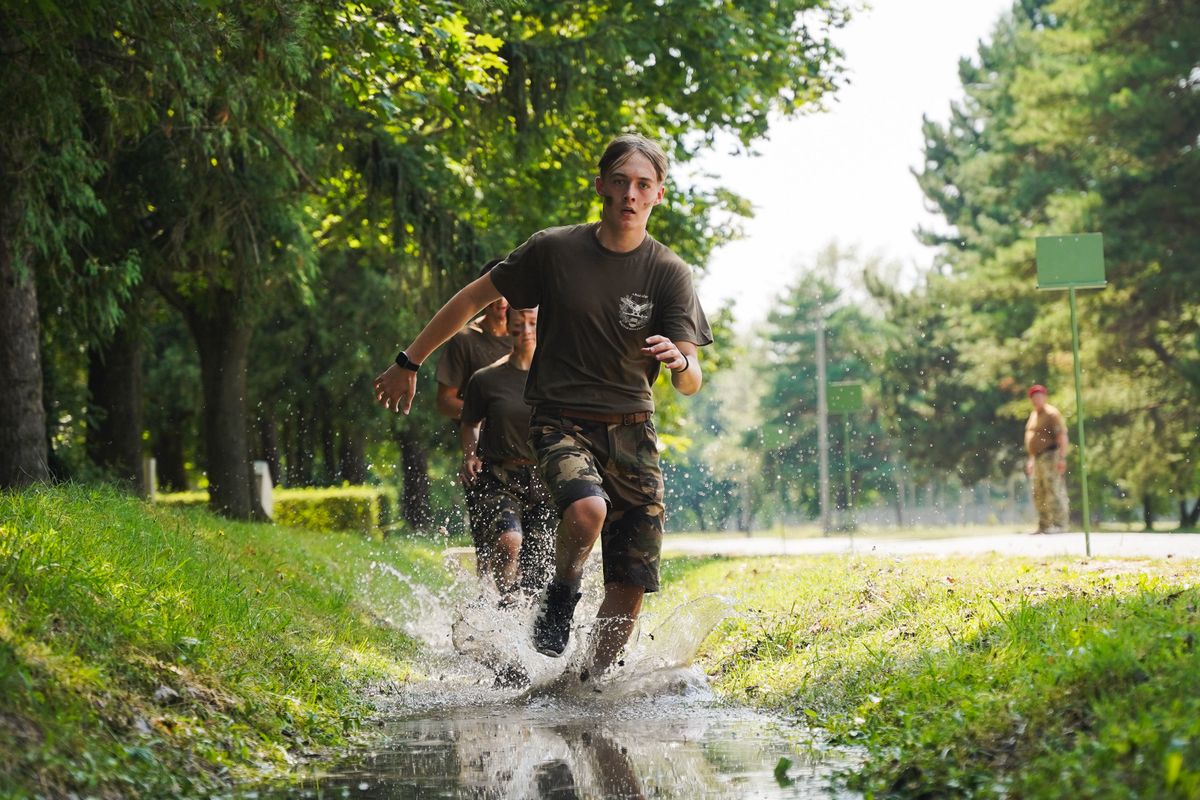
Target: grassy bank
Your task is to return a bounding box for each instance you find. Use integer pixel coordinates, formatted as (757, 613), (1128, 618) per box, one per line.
(0, 484), (445, 799)
(660, 554), (1200, 798)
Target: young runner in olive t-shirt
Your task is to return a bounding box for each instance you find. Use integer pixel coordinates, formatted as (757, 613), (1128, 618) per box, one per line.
(460, 307), (555, 603)
(433, 260), (512, 558)
(375, 134), (711, 681)
(435, 321), (512, 417)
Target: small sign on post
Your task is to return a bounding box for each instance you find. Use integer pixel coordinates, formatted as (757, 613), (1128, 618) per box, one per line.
(1035, 233), (1106, 556)
(1035, 234), (1106, 290)
(827, 381), (864, 415)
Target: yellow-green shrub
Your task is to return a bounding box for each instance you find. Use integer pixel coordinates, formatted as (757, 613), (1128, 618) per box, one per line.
(156, 486), (399, 534)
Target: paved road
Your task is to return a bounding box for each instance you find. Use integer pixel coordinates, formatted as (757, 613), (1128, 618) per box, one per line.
(662, 531), (1200, 560)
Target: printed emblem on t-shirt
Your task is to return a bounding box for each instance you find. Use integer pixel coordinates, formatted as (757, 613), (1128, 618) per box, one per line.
(618, 293), (654, 331)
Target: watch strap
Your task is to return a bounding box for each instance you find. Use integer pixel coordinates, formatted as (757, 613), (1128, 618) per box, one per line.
(394, 350), (422, 372)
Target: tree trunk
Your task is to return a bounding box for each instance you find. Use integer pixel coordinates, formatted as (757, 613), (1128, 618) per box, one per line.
(398, 427), (432, 529)
(0, 200), (50, 488)
(154, 423), (189, 492)
(340, 426), (368, 485)
(1181, 498), (1200, 529)
(287, 410), (315, 486)
(185, 304), (257, 519)
(737, 479), (752, 534)
(1142, 494), (1155, 532)
(86, 324), (145, 495)
(258, 413), (281, 487)
(321, 403), (338, 485)
(690, 497), (708, 532)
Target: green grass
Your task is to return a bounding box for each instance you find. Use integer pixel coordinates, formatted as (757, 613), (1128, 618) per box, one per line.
(658, 554), (1200, 798)
(0, 484), (445, 799)
(6, 485), (1199, 798)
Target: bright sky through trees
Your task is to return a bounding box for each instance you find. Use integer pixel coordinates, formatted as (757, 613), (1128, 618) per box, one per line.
(697, 0), (1013, 324)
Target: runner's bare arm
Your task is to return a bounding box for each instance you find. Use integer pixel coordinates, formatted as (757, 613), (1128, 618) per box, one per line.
(642, 335), (702, 395)
(374, 275), (502, 415)
(437, 383), (464, 421)
(458, 419), (483, 484)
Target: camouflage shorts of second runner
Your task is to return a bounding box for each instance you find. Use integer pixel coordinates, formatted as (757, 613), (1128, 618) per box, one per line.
(528, 410), (665, 593)
(469, 459), (557, 591)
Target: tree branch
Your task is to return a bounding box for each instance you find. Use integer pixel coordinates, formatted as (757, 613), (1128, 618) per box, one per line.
(253, 123), (323, 195)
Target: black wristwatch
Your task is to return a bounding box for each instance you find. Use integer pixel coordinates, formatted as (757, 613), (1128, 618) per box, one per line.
(394, 350), (422, 372)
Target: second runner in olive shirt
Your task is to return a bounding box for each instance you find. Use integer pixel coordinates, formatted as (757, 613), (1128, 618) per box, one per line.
(435, 321), (513, 414)
(461, 360), (536, 462)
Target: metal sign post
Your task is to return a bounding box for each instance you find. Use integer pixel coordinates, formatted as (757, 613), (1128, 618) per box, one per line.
(1035, 233), (1107, 557)
(828, 381), (864, 536)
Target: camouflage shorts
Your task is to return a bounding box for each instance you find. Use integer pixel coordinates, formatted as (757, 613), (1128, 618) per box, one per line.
(469, 460), (557, 592)
(528, 410), (665, 592)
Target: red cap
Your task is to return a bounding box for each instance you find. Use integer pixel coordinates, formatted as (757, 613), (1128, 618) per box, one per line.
(1028, 384), (1047, 397)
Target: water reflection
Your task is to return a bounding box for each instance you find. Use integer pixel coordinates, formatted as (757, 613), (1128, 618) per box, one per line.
(253, 686), (859, 799)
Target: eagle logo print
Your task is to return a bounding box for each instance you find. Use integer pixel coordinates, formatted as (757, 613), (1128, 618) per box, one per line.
(618, 293), (654, 331)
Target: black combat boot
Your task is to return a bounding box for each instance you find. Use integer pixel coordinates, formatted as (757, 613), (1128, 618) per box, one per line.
(532, 580), (582, 657)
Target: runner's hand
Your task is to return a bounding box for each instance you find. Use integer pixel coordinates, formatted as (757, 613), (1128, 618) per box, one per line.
(374, 363), (417, 414)
(460, 453), (482, 485)
(641, 335), (686, 371)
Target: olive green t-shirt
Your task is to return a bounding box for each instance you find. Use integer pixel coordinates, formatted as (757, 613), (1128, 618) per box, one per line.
(461, 360), (534, 462)
(434, 322), (512, 399)
(489, 223), (713, 414)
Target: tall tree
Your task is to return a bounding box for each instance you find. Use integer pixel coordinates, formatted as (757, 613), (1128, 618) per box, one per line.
(0, 3), (112, 486)
(756, 244), (895, 522)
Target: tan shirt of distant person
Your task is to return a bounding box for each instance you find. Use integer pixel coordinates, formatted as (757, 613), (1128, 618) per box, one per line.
(1024, 389), (1068, 476)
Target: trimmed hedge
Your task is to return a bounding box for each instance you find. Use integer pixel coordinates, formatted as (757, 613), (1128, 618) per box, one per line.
(157, 485), (400, 534)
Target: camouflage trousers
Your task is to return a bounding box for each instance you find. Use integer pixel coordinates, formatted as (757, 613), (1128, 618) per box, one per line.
(528, 410), (665, 592)
(470, 459), (556, 593)
(1033, 450), (1069, 531)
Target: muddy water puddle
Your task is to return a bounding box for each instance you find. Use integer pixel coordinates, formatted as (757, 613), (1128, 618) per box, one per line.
(252, 682), (860, 799)
(244, 552), (862, 799)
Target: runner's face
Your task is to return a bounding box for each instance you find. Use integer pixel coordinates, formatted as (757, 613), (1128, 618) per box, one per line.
(595, 152), (664, 234)
(1030, 392), (1047, 411)
(484, 296), (510, 328)
(507, 309), (537, 353)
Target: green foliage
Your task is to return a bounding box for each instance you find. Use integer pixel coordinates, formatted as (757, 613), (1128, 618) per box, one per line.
(0, 483), (445, 798)
(669, 243), (899, 531)
(756, 244), (896, 519)
(662, 553), (1200, 798)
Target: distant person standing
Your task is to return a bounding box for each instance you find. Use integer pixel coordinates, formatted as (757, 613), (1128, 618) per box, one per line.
(435, 260), (513, 550)
(459, 306), (555, 603)
(1024, 384), (1069, 533)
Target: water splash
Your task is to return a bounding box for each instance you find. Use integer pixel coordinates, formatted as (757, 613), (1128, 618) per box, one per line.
(372, 544), (733, 702)
(243, 550), (862, 798)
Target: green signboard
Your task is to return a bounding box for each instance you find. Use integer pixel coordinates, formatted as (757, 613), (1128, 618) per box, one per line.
(828, 381), (863, 414)
(1036, 233), (1106, 290)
